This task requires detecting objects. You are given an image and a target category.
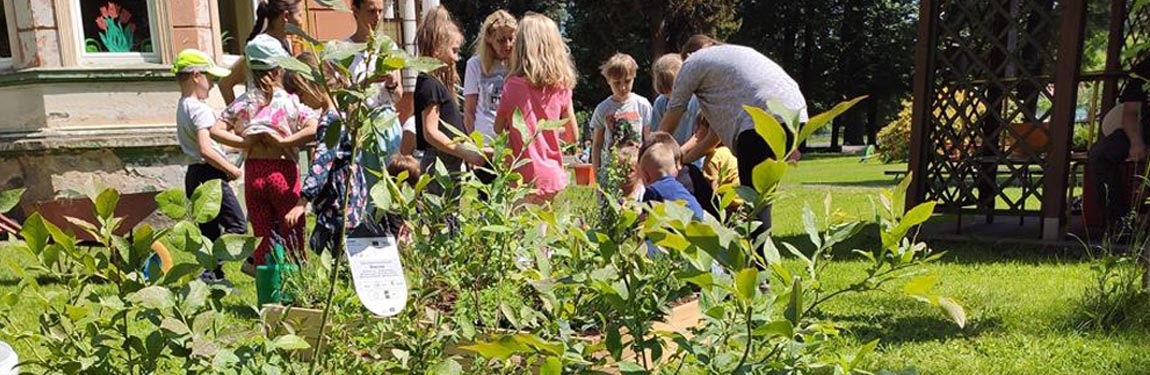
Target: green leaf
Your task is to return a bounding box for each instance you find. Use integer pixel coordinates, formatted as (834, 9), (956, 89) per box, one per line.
(802, 205), (821, 249)
(784, 277), (803, 325)
(129, 286), (175, 310)
(848, 339), (880, 370)
(323, 115), (343, 149)
(321, 40), (367, 62)
(617, 361), (648, 374)
(369, 181), (393, 211)
(191, 180), (222, 224)
(747, 105), (788, 160)
(211, 234), (259, 263)
(94, 188), (120, 220)
(212, 349), (241, 370)
(168, 220), (204, 253)
(404, 56), (446, 73)
(271, 334), (311, 351)
(938, 297), (967, 328)
(20, 213), (51, 255)
(428, 359), (463, 375)
(753, 320), (794, 338)
(799, 96), (867, 144)
(0, 187), (25, 213)
(285, 24), (320, 45)
(459, 336), (529, 361)
(901, 201), (936, 229)
(606, 326), (623, 359)
(902, 274), (938, 299)
(752, 158), (787, 194)
(154, 189), (188, 220)
(734, 268), (759, 302)
(540, 357), (562, 375)
(181, 279), (210, 312)
(161, 317), (191, 335)
(271, 56), (313, 75)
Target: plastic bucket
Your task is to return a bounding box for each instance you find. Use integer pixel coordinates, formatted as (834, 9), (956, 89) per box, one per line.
(0, 341), (18, 375)
(574, 163), (595, 186)
(256, 263), (299, 306)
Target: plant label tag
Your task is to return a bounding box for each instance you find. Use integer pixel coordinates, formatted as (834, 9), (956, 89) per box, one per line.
(344, 236), (408, 317)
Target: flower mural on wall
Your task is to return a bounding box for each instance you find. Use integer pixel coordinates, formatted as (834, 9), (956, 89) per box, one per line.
(94, 1), (137, 52)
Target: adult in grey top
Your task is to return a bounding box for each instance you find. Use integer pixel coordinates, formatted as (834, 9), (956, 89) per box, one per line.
(659, 36), (808, 232)
(661, 43), (808, 161)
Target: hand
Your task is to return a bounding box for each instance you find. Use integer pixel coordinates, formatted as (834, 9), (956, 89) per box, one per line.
(457, 144), (487, 166)
(226, 167), (243, 181)
(284, 203), (306, 228)
(1129, 143), (1148, 161)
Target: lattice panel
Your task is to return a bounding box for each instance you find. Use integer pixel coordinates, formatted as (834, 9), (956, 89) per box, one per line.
(923, 0), (1064, 214)
(1124, 1), (1149, 67)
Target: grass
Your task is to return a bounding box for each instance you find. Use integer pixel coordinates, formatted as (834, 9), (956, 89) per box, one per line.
(2, 154), (1147, 373)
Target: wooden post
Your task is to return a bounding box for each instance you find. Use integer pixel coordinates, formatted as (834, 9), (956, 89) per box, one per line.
(907, 0), (938, 212)
(1101, 0), (1128, 107)
(1041, 0), (1088, 240)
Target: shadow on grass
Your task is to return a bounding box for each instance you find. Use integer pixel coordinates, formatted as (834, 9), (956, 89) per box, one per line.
(770, 224), (1093, 266)
(800, 179), (900, 188)
(813, 310), (1003, 344)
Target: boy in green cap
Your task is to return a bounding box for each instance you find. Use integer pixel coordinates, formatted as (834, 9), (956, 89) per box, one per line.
(173, 49), (248, 282)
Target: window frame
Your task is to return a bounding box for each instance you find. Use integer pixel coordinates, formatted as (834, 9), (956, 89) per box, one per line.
(0, 1), (17, 70)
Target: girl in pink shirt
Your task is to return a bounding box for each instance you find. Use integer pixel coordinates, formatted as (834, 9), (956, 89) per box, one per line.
(493, 12), (580, 204)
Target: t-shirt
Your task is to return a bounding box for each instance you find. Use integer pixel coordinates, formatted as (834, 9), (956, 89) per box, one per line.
(670, 44), (809, 154)
(652, 94), (700, 145)
(176, 97), (225, 162)
(496, 75), (571, 195)
(219, 88), (319, 160)
(1114, 60), (1150, 143)
(414, 73), (465, 152)
(591, 93), (653, 162)
(463, 56), (507, 141)
(643, 175), (704, 220)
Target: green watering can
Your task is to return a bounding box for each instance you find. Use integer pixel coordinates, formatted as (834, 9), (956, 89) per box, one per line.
(256, 243), (298, 306)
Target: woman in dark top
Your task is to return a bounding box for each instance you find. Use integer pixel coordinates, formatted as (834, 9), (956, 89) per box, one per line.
(414, 6), (487, 190)
(1087, 56), (1149, 233)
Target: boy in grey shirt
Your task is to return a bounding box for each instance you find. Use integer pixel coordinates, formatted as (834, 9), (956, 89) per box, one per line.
(591, 53), (654, 183)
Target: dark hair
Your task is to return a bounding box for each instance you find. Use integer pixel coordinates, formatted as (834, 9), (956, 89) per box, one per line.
(387, 155), (422, 186)
(680, 34), (722, 60)
(248, 0), (302, 42)
(352, 0), (367, 8)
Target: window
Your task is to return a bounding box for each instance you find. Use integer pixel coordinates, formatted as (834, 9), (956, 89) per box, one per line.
(73, 0), (159, 63)
(0, 1), (13, 67)
(219, 0), (257, 56)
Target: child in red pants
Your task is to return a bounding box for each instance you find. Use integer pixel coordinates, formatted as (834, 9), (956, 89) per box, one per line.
(212, 35), (319, 269)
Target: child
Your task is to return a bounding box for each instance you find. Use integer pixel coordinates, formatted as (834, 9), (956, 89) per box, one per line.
(650, 53), (702, 166)
(172, 49), (246, 282)
(591, 53), (653, 183)
(287, 53), (368, 256)
(639, 142), (705, 220)
(696, 115), (742, 211)
(464, 10), (517, 142)
(415, 6), (485, 192)
(493, 12), (580, 204)
(211, 35), (319, 268)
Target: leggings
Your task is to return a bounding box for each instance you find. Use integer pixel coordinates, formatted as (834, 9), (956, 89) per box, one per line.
(245, 158), (305, 265)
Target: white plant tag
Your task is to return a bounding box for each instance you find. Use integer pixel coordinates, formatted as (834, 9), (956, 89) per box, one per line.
(344, 236), (408, 317)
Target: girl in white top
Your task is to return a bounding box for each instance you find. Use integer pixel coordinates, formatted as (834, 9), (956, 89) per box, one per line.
(463, 10), (517, 141)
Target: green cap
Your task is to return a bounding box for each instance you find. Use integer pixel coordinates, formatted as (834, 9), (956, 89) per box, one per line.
(246, 34), (291, 71)
(172, 49), (231, 77)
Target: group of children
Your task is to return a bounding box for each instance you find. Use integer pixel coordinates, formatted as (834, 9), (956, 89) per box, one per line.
(173, 2), (740, 282)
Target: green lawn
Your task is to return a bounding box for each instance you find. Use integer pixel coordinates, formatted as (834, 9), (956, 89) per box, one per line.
(2, 155), (1147, 374)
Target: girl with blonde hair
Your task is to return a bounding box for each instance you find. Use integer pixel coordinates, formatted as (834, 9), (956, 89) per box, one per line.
(493, 12), (580, 203)
(464, 10), (517, 142)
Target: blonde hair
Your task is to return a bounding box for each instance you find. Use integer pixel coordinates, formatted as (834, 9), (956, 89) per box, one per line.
(474, 10), (517, 75)
(416, 6), (462, 89)
(508, 12), (577, 89)
(652, 53), (683, 95)
(640, 143), (679, 178)
(640, 131), (681, 165)
(600, 53), (638, 79)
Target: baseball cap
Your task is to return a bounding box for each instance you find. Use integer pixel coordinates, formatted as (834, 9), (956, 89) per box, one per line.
(246, 34), (291, 71)
(172, 49), (231, 77)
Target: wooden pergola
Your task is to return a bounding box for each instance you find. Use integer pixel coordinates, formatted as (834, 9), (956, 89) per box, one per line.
(907, 0), (1148, 240)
